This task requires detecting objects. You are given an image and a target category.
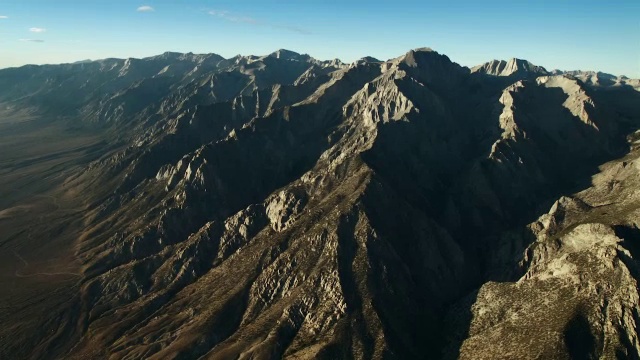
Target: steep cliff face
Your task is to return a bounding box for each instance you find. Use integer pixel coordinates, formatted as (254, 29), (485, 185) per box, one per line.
(447, 132), (640, 359)
(1, 49), (639, 360)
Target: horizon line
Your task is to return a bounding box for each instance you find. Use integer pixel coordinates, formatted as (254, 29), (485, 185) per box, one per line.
(0, 47), (635, 79)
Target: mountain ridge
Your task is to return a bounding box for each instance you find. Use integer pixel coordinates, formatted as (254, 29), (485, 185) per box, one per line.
(0, 47), (639, 359)
(2, 47), (635, 80)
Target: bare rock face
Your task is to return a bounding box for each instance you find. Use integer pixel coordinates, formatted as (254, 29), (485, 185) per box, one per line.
(446, 137), (640, 360)
(471, 58), (549, 77)
(265, 189), (308, 232)
(453, 223), (639, 359)
(1, 48), (640, 360)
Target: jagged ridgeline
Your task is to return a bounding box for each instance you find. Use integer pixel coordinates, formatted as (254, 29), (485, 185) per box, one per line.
(0, 48), (639, 359)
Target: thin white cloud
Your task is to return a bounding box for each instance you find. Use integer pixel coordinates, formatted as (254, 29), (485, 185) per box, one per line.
(272, 24), (311, 35)
(208, 10), (256, 24)
(29, 27), (46, 33)
(208, 10), (229, 17)
(0, 16), (8, 19)
(207, 9), (309, 34)
(137, 6), (154, 12)
(19, 39), (45, 43)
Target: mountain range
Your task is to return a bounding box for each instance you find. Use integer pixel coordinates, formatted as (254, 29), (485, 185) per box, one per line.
(0, 48), (639, 359)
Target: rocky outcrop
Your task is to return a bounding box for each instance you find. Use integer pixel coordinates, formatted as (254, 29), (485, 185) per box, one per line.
(471, 58), (549, 77)
(447, 141), (640, 359)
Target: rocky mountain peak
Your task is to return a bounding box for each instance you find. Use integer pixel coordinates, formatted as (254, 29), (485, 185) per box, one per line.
(325, 58), (346, 68)
(353, 56), (381, 66)
(471, 58), (549, 77)
(399, 47), (439, 66)
(154, 51), (184, 60)
(390, 47), (468, 92)
(360, 56), (382, 63)
(268, 49), (310, 61)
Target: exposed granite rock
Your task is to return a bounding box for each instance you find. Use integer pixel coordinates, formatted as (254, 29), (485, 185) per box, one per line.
(265, 189), (308, 232)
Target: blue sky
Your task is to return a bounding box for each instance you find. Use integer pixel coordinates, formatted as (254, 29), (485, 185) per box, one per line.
(0, 0), (638, 77)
